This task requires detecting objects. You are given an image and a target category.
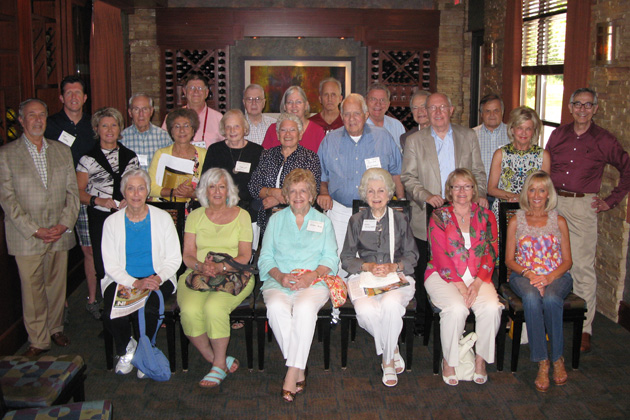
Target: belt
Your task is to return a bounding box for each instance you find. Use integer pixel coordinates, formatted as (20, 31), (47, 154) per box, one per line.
(556, 189), (585, 198)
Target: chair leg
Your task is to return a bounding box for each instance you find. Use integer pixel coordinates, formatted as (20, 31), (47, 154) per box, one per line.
(244, 318), (254, 371)
(510, 318), (523, 372)
(321, 318), (331, 371)
(164, 315), (177, 373)
(423, 298), (433, 346)
(496, 310), (508, 372)
(257, 319), (267, 371)
(179, 322), (189, 372)
(404, 316), (414, 371)
(572, 317), (584, 369)
(73, 374), (86, 403)
(351, 318), (357, 342)
(340, 317), (350, 369)
(432, 315), (440, 374)
(267, 321), (273, 343)
(103, 325), (114, 371)
(317, 319), (323, 343)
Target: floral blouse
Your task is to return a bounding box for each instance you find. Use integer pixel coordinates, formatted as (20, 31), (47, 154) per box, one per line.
(425, 203), (498, 283)
(514, 209), (563, 275)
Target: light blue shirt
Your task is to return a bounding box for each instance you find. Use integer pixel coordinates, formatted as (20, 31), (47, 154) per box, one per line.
(258, 206), (339, 292)
(318, 124), (402, 207)
(367, 115), (405, 153)
(120, 123), (172, 171)
(473, 122), (510, 180)
(432, 125), (456, 197)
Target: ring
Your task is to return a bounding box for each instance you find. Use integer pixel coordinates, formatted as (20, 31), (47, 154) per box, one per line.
(540, 282), (543, 286)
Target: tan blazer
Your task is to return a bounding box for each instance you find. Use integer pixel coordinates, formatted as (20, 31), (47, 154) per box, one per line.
(401, 124), (487, 240)
(0, 135), (80, 256)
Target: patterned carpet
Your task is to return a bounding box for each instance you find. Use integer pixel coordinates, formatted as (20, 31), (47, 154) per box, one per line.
(22, 282), (630, 420)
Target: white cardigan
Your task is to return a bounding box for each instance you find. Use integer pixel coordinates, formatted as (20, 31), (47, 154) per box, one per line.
(101, 205), (182, 294)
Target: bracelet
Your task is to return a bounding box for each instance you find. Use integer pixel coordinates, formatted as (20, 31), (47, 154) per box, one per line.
(169, 188), (174, 201)
(195, 262), (199, 271)
(89, 195), (97, 207)
(396, 262), (404, 272)
(520, 268), (530, 276)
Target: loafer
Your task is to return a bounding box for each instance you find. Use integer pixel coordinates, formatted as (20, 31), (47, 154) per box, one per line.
(51, 332), (70, 347)
(22, 346), (49, 357)
(580, 333), (591, 353)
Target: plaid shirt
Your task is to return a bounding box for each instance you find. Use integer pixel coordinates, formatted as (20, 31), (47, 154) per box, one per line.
(120, 123), (172, 171)
(23, 137), (49, 188)
(473, 122), (510, 180)
(245, 113), (275, 146)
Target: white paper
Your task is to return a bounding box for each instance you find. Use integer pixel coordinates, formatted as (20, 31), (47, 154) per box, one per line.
(307, 220), (324, 233)
(364, 157), (381, 169)
(58, 131), (76, 147)
(155, 154), (195, 186)
(362, 219), (377, 231)
(137, 154), (149, 168)
(234, 161), (251, 173)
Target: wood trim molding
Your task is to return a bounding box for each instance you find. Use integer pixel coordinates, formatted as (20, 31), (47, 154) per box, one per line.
(619, 300), (630, 333)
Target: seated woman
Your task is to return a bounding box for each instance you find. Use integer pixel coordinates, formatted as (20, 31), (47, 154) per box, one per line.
(177, 168), (255, 387)
(505, 170), (573, 392)
(340, 168), (418, 387)
(258, 168), (339, 403)
(424, 168), (503, 386)
(101, 169), (182, 376)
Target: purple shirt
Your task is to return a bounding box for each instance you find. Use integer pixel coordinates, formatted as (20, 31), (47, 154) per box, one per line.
(546, 122), (630, 208)
(309, 113), (344, 133)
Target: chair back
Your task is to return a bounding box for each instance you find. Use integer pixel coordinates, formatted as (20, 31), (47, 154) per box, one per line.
(148, 201), (187, 275)
(498, 202), (520, 287)
(351, 199), (410, 219)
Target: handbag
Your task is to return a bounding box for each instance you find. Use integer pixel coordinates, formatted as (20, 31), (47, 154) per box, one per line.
(131, 290), (171, 382)
(292, 269), (348, 308)
(454, 332), (477, 381)
(185, 251), (257, 296)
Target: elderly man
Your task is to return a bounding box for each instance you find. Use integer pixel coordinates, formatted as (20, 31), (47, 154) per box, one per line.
(120, 93), (172, 171)
(366, 83), (405, 153)
(242, 83), (275, 145)
(473, 94), (510, 188)
(44, 75), (99, 320)
(309, 77), (344, 133)
(400, 90), (431, 151)
(546, 87), (630, 353)
(318, 93), (404, 272)
(401, 92), (487, 328)
(0, 99), (80, 356)
(162, 73), (223, 148)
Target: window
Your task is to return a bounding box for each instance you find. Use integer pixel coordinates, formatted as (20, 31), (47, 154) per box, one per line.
(520, 0), (567, 146)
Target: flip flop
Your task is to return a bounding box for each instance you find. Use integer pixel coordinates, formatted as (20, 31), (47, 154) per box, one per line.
(381, 364), (398, 387)
(199, 366), (227, 388)
(226, 356), (239, 374)
(393, 347), (405, 374)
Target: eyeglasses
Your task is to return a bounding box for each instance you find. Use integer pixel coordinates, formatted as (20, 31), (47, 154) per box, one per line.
(279, 127), (298, 133)
(428, 105), (451, 113)
(450, 185), (473, 191)
(368, 97), (389, 105)
(285, 100), (304, 106)
(186, 86), (207, 92)
(571, 101), (595, 110)
(245, 97), (264, 103)
(131, 107), (151, 114)
(174, 123), (192, 130)
(342, 111), (364, 119)
(411, 105), (426, 111)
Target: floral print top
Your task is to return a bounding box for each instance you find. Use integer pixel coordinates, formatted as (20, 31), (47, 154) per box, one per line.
(425, 203), (498, 283)
(514, 209), (563, 275)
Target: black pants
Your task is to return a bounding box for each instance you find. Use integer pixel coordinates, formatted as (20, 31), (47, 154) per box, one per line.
(413, 237), (429, 327)
(103, 281), (175, 355)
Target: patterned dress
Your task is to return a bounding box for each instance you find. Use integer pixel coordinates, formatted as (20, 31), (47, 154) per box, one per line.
(514, 209), (563, 274)
(492, 143), (544, 219)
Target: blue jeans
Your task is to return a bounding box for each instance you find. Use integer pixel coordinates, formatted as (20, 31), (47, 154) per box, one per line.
(509, 271), (573, 362)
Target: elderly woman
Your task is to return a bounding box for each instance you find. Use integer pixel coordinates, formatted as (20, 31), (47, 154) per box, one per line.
(506, 171), (573, 392)
(487, 106), (550, 219)
(77, 107), (139, 318)
(177, 168), (255, 387)
(100, 169), (182, 376)
(340, 168), (418, 387)
(148, 108), (207, 203)
(201, 109), (263, 218)
(258, 168), (338, 402)
(424, 168), (502, 386)
(248, 113), (321, 235)
(261, 86), (325, 153)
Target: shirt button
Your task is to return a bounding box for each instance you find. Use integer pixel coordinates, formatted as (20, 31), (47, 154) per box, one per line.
(566, 172), (569, 174)
(574, 148), (576, 151)
(570, 160), (573, 163)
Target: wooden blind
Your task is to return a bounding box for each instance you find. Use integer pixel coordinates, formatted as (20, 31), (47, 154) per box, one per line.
(521, 0), (567, 67)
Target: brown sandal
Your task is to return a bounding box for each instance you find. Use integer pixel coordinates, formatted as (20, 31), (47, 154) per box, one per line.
(296, 367), (308, 394)
(553, 357), (568, 386)
(282, 389), (296, 403)
(535, 360), (550, 392)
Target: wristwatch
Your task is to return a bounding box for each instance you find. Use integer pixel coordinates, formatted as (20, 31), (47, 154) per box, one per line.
(89, 195), (97, 207)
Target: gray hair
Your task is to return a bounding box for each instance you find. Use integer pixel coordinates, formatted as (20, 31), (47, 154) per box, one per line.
(366, 83), (391, 101)
(219, 109), (250, 137)
(519, 170), (557, 212)
(318, 77), (342, 96)
(280, 86), (310, 115)
(18, 98), (48, 119)
(409, 89), (431, 108)
(570, 88), (598, 105)
(427, 92), (453, 108)
(243, 83), (265, 98)
(128, 93), (154, 108)
(91, 107), (124, 141)
(120, 168), (151, 196)
(197, 168), (240, 208)
(275, 113), (303, 136)
(358, 168), (396, 202)
(341, 93), (368, 114)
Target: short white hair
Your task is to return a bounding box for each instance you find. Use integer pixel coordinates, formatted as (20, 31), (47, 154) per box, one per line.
(120, 169), (151, 196)
(197, 168), (240, 208)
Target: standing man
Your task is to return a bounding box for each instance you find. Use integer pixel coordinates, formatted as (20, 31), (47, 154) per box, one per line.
(318, 93), (404, 271)
(120, 93), (172, 171)
(44, 75), (100, 320)
(163, 73), (223, 148)
(309, 78), (344, 133)
(0, 99), (80, 356)
(242, 83), (275, 145)
(400, 90), (431, 151)
(366, 83), (405, 153)
(401, 92), (487, 329)
(546, 87), (630, 353)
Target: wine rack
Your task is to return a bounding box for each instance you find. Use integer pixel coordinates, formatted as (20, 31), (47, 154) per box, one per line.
(163, 48), (229, 113)
(369, 48), (433, 130)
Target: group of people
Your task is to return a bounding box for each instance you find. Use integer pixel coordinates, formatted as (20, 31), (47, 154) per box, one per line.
(1, 69), (629, 399)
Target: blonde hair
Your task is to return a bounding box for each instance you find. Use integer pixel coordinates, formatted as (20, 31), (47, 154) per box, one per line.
(507, 106), (542, 147)
(444, 168), (479, 203)
(281, 168), (317, 205)
(519, 170), (557, 212)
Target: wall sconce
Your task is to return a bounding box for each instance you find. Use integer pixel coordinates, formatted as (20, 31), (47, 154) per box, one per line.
(485, 41), (497, 68)
(596, 21), (619, 65)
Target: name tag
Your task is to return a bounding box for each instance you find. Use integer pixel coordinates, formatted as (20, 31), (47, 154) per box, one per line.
(137, 154), (149, 167)
(58, 131), (76, 147)
(307, 220), (324, 233)
(191, 141), (206, 148)
(362, 219), (377, 231)
(234, 161), (251, 173)
(364, 157), (381, 169)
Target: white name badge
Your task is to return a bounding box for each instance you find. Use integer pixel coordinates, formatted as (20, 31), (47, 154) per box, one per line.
(191, 141), (206, 148)
(137, 154), (149, 167)
(58, 131), (76, 147)
(234, 161), (251, 173)
(364, 157), (381, 169)
(362, 219), (377, 231)
(307, 220), (324, 233)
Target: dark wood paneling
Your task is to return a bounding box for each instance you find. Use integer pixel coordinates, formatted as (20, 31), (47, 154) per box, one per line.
(619, 301), (630, 333)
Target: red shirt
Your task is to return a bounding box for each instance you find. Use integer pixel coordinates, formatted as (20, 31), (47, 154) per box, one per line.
(546, 122), (630, 208)
(262, 120), (325, 153)
(309, 113), (344, 133)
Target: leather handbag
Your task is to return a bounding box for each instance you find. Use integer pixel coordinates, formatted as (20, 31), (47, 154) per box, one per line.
(185, 251), (257, 296)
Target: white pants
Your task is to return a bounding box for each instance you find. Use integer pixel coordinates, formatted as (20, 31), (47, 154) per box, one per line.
(327, 200), (353, 279)
(262, 287), (330, 369)
(348, 275), (416, 363)
(424, 272), (503, 367)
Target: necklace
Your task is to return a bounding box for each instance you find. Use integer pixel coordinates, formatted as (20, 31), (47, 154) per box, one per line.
(228, 144), (244, 174)
(453, 209), (469, 223)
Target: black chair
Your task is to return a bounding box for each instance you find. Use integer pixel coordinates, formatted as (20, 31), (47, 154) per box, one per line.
(422, 203), (507, 374)
(339, 200), (417, 371)
(497, 202), (587, 372)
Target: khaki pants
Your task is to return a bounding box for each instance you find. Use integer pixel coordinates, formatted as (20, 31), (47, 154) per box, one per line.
(15, 250), (68, 350)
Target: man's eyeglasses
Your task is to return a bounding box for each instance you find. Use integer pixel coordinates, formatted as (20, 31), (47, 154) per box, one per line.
(245, 97), (264, 103)
(571, 101), (595, 110)
(450, 185), (473, 191)
(411, 105), (426, 111)
(131, 107), (151, 114)
(186, 86), (207, 92)
(428, 105), (451, 113)
(368, 97), (389, 105)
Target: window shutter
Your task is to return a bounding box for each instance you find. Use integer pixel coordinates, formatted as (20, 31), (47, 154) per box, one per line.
(521, 0), (567, 67)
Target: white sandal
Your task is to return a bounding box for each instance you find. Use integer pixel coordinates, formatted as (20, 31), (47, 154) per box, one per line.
(393, 347), (405, 374)
(381, 364), (398, 387)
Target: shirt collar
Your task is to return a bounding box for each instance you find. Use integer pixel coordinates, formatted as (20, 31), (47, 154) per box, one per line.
(23, 136), (48, 153)
(430, 124), (453, 141)
(481, 122), (506, 134)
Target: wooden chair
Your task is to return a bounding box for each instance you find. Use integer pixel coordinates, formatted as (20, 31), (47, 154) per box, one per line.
(339, 200), (417, 371)
(497, 202), (587, 372)
(423, 203), (508, 374)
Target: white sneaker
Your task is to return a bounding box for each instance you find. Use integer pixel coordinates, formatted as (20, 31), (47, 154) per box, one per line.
(115, 337), (137, 375)
(137, 369), (146, 379)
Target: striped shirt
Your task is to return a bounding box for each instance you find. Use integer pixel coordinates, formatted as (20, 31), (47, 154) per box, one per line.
(23, 137), (49, 188)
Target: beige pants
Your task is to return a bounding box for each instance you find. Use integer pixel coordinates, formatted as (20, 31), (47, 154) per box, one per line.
(557, 194), (597, 334)
(15, 250), (67, 350)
